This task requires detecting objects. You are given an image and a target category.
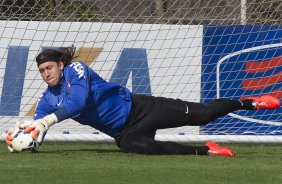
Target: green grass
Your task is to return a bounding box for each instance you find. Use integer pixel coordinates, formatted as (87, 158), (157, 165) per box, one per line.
(0, 142), (282, 184)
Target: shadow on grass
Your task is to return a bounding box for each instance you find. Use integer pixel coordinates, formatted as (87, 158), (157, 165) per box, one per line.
(36, 148), (122, 154)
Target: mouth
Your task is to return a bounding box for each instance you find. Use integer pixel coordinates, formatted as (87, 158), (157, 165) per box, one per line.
(45, 77), (56, 84)
(46, 77), (59, 87)
(46, 77), (54, 82)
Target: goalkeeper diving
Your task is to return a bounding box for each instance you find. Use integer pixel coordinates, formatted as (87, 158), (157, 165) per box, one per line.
(6, 46), (281, 156)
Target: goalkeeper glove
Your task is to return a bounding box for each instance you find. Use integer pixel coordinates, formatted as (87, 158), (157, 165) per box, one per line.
(20, 114), (58, 144)
(6, 121), (22, 152)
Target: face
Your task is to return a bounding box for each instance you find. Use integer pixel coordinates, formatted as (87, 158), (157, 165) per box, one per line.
(38, 61), (64, 87)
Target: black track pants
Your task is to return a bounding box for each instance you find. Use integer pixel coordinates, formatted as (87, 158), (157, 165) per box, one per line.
(117, 94), (252, 155)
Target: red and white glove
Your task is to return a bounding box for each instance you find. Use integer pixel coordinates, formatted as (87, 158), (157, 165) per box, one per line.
(20, 114), (58, 144)
(6, 121), (21, 152)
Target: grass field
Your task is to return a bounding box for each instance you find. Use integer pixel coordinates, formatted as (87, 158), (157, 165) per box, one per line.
(0, 142), (281, 184)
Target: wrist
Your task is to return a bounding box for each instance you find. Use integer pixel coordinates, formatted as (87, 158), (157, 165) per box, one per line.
(43, 113), (58, 127)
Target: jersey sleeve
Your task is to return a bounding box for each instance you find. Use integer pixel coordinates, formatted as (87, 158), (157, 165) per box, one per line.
(34, 94), (56, 120)
(53, 62), (90, 121)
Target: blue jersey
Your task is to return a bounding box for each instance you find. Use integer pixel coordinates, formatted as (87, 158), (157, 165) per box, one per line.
(34, 62), (132, 138)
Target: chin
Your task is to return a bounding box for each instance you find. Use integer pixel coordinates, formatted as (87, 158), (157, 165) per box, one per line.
(50, 83), (60, 87)
(47, 81), (59, 87)
(48, 84), (55, 87)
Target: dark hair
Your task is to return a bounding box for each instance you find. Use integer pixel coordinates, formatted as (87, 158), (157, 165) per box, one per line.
(36, 45), (76, 67)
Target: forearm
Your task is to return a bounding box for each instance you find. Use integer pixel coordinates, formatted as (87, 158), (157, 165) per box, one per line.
(53, 106), (73, 122)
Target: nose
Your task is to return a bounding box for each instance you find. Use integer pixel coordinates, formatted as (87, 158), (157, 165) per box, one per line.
(44, 69), (50, 77)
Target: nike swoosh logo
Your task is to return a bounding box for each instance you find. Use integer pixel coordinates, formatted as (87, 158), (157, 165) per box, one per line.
(185, 105), (189, 114)
(57, 99), (63, 106)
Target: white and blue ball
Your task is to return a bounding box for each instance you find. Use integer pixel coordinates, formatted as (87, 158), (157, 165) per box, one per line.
(11, 128), (39, 152)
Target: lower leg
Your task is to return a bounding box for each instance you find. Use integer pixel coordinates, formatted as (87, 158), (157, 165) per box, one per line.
(206, 98), (254, 115)
(119, 135), (209, 155)
(157, 141), (209, 155)
(187, 99), (254, 125)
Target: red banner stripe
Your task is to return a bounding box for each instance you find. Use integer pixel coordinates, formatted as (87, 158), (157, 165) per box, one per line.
(243, 71), (282, 90)
(240, 89), (282, 100)
(246, 55), (282, 73)
(268, 89), (282, 99)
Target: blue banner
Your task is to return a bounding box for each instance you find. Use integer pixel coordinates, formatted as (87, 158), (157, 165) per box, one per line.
(202, 25), (282, 135)
(0, 46), (29, 116)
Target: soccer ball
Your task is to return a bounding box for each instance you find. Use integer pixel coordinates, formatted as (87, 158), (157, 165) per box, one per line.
(11, 128), (39, 152)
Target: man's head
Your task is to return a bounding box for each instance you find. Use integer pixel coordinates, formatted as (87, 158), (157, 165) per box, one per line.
(36, 47), (75, 87)
(36, 49), (64, 87)
(38, 60), (64, 87)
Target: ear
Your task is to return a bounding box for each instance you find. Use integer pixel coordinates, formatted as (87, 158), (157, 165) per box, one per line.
(58, 61), (64, 70)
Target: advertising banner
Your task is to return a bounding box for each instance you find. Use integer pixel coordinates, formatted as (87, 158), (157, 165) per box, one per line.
(202, 25), (282, 135)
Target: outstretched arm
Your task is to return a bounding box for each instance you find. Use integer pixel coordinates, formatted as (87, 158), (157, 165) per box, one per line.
(21, 62), (90, 143)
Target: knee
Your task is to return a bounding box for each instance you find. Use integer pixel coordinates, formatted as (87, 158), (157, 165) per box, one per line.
(119, 135), (162, 155)
(200, 106), (219, 123)
(119, 136), (131, 153)
(191, 103), (218, 125)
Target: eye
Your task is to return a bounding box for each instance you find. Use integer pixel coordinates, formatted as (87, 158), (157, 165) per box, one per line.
(46, 65), (54, 71)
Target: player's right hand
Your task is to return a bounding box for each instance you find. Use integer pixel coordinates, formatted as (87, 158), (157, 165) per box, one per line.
(5, 121), (21, 152)
(19, 114), (58, 144)
(19, 120), (46, 144)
